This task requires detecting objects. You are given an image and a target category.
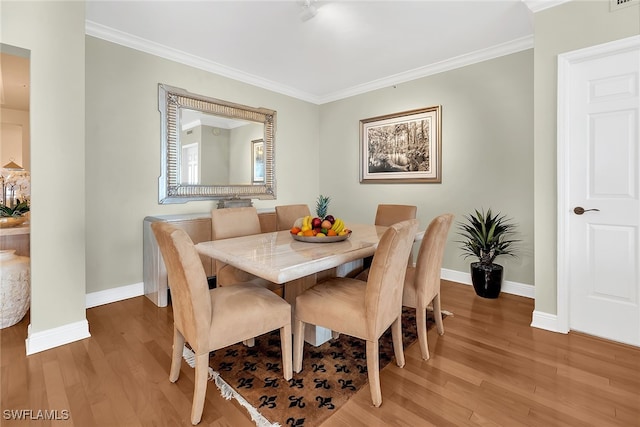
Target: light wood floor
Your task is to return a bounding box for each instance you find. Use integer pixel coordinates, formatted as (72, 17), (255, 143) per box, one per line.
(1, 280), (639, 426)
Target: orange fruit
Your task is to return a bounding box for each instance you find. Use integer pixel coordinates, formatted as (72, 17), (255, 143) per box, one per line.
(327, 229), (337, 236)
(290, 226), (301, 235)
(303, 229), (315, 237)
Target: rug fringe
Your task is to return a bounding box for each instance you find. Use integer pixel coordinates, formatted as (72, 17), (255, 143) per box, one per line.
(182, 346), (279, 427)
(426, 306), (454, 317)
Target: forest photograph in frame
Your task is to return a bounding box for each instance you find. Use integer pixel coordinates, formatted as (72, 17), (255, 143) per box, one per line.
(360, 106), (441, 183)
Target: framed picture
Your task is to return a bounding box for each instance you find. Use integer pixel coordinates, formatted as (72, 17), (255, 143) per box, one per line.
(251, 138), (265, 184)
(360, 106), (441, 183)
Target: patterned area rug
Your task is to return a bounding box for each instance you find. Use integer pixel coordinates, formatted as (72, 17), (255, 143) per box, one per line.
(183, 307), (448, 427)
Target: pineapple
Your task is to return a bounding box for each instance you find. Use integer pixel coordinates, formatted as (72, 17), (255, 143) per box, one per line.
(315, 194), (331, 219)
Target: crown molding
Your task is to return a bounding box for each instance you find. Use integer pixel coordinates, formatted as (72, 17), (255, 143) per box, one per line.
(86, 20), (533, 105)
(523, 0), (571, 13)
(85, 20), (320, 103)
(317, 35), (534, 104)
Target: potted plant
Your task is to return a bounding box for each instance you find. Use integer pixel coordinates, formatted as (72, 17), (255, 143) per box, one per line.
(457, 208), (518, 298)
(0, 199), (30, 228)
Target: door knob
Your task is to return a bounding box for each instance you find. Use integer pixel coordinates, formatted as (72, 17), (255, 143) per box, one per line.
(573, 207), (600, 215)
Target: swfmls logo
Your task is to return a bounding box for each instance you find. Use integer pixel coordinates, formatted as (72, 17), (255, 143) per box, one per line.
(3, 409), (70, 421)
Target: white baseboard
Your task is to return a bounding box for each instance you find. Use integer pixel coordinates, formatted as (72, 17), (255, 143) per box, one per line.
(25, 320), (91, 355)
(531, 310), (567, 333)
(86, 282), (144, 308)
(23, 283), (144, 356)
(440, 268), (535, 299)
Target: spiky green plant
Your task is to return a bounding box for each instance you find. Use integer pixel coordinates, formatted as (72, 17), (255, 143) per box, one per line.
(315, 194), (331, 218)
(0, 199), (30, 218)
(457, 208), (518, 266)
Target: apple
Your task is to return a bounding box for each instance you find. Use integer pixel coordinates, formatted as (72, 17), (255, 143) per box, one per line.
(311, 217), (322, 228)
(321, 219), (332, 229)
(324, 215), (335, 224)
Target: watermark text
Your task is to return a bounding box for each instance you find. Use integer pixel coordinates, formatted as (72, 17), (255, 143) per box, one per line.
(3, 409), (70, 421)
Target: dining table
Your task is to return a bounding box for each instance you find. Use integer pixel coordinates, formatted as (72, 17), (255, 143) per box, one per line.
(195, 222), (424, 345)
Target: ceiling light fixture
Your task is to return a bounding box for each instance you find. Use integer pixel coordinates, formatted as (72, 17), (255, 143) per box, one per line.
(300, 0), (318, 22)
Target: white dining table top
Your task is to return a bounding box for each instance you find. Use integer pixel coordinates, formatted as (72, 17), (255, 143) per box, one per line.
(195, 223), (395, 284)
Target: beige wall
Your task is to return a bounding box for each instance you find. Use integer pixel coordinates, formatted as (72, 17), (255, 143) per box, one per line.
(1, 0), (87, 333)
(85, 36), (320, 293)
(320, 50), (535, 285)
(533, 0), (640, 314)
(1, 108), (30, 170)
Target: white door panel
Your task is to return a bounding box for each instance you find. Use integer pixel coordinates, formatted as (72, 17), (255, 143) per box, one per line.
(564, 38), (640, 346)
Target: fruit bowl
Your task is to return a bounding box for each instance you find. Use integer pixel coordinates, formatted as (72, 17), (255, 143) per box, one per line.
(291, 231), (351, 243)
(290, 214), (350, 242)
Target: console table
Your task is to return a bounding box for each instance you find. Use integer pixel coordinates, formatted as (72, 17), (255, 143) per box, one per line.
(143, 210), (276, 307)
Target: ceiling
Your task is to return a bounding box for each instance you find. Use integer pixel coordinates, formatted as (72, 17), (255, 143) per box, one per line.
(85, 0), (536, 104)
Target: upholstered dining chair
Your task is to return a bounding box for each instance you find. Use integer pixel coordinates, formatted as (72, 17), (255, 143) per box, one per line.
(402, 213), (454, 360)
(151, 222), (292, 425)
(355, 203), (418, 281)
(374, 204), (418, 227)
(211, 207), (284, 297)
(293, 219), (419, 407)
(275, 204), (311, 231)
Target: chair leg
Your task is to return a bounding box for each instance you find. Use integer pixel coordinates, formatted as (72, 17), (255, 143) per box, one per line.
(293, 319), (305, 373)
(366, 339), (382, 407)
(280, 323), (293, 380)
(170, 327), (185, 383)
(416, 307), (430, 360)
(191, 352), (209, 425)
(391, 316), (405, 368)
(433, 293), (445, 335)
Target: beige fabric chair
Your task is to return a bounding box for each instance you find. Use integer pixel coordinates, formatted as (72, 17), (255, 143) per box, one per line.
(355, 204), (417, 281)
(402, 213), (454, 360)
(275, 204), (311, 231)
(211, 207), (283, 296)
(293, 219), (419, 407)
(374, 204), (418, 227)
(151, 222), (292, 425)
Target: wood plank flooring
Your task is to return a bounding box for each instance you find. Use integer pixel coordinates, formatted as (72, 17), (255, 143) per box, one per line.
(1, 280), (639, 426)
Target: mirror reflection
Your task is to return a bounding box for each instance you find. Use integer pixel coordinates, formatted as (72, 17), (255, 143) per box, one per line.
(1, 44), (31, 212)
(158, 84), (276, 204)
(179, 109), (263, 186)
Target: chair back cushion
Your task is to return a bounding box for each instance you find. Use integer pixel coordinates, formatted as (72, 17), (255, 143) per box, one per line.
(151, 222), (212, 350)
(275, 204), (311, 231)
(374, 204), (417, 227)
(211, 207), (262, 240)
(365, 218), (419, 337)
(406, 214), (454, 307)
(211, 207), (262, 279)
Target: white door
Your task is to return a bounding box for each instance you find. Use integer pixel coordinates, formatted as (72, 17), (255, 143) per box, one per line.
(560, 36), (640, 346)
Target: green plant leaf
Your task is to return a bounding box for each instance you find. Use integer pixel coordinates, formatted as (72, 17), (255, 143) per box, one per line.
(456, 208), (518, 265)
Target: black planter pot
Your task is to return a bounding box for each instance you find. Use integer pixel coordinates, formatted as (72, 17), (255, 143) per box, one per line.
(470, 262), (503, 298)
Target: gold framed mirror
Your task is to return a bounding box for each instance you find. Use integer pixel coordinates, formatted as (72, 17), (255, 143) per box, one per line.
(158, 84), (276, 204)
